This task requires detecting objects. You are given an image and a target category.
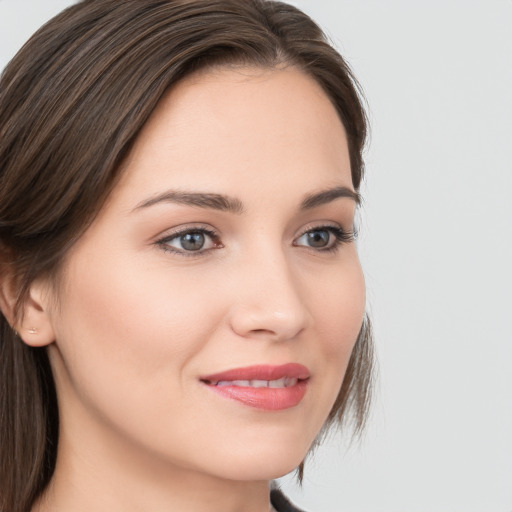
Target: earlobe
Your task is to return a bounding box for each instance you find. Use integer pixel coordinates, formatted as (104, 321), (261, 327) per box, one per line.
(0, 277), (55, 347)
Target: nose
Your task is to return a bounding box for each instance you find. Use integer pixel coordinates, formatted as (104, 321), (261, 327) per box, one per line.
(228, 251), (311, 342)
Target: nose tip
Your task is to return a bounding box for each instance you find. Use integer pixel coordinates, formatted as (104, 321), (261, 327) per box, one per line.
(228, 276), (310, 342)
(230, 304), (307, 342)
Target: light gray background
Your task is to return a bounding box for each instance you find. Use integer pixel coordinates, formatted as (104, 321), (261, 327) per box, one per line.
(1, 2), (511, 511)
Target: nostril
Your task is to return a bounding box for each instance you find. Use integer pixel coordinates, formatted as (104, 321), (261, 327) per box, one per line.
(244, 328), (283, 340)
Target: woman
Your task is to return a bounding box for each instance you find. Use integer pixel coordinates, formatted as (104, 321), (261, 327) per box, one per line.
(0, 1), (374, 511)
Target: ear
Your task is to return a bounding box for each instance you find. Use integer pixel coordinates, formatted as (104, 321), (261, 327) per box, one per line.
(0, 276), (55, 347)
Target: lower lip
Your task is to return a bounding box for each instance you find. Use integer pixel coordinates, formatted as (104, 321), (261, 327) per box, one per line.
(204, 380), (308, 411)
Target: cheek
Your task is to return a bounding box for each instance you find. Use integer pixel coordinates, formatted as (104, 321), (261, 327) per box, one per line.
(306, 256), (366, 417)
(311, 258), (366, 359)
(48, 253), (228, 456)
(51, 250), (222, 400)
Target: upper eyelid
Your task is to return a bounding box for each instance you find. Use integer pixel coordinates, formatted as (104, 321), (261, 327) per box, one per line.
(154, 221), (353, 240)
(295, 225), (353, 240)
(295, 221), (346, 236)
(154, 223), (219, 240)
(299, 222), (357, 239)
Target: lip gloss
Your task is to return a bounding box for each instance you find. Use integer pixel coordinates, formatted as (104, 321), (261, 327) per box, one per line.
(200, 363), (310, 411)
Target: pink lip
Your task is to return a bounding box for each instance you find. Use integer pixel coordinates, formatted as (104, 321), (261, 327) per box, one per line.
(200, 364), (310, 411)
(201, 363), (310, 383)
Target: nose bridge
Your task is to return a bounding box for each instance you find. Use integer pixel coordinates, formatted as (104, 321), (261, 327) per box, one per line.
(228, 240), (310, 341)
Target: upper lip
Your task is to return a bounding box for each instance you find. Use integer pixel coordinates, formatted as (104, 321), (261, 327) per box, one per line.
(200, 363), (310, 384)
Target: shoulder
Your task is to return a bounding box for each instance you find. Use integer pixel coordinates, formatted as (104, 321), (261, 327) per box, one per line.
(270, 487), (307, 512)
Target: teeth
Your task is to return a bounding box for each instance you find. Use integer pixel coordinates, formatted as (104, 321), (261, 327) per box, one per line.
(251, 379), (268, 388)
(269, 377), (287, 388)
(233, 380), (251, 387)
(284, 378), (298, 387)
(213, 378), (298, 388)
(216, 380), (251, 387)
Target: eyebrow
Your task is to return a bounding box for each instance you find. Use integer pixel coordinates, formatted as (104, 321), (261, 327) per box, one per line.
(132, 185), (359, 214)
(300, 186), (361, 209)
(133, 191), (245, 214)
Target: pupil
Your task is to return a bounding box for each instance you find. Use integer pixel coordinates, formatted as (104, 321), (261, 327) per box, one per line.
(308, 230), (329, 247)
(181, 232), (205, 251)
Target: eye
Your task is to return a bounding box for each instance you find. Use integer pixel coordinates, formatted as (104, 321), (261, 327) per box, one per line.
(294, 225), (355, 252)
(156, 227), (221, 255)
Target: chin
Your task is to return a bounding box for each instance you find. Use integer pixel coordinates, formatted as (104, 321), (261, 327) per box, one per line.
(206, 437), (311, 482)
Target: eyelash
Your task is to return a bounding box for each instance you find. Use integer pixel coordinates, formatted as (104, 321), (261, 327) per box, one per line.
(155, 224), (356, 257)
(156, 225), (222, 257)
(294, 225), (357, 253)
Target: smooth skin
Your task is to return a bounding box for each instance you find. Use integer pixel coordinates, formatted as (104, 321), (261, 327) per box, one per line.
(18, 66), (365, 512)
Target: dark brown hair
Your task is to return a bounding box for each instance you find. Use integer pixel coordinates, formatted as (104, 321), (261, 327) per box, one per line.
(0, 1), (373, 510)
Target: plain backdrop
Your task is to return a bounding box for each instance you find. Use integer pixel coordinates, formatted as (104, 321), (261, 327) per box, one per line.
(1, 1), (511, 511)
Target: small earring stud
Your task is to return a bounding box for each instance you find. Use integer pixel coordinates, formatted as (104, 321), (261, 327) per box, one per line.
(28, 327), (38, 335)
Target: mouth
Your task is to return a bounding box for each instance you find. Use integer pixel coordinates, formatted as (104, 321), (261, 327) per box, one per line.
(200, 364), (310, 411)
(207, 377), (300, 388)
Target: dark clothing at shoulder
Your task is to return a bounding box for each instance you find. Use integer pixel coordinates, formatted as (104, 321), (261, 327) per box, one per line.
(271, 488), (306, 512)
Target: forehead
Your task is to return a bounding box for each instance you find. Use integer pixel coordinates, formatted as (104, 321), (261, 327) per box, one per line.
(115, 66), (352, 206)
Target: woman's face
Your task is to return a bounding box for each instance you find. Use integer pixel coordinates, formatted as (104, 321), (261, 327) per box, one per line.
(44, 67), (365, 482)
